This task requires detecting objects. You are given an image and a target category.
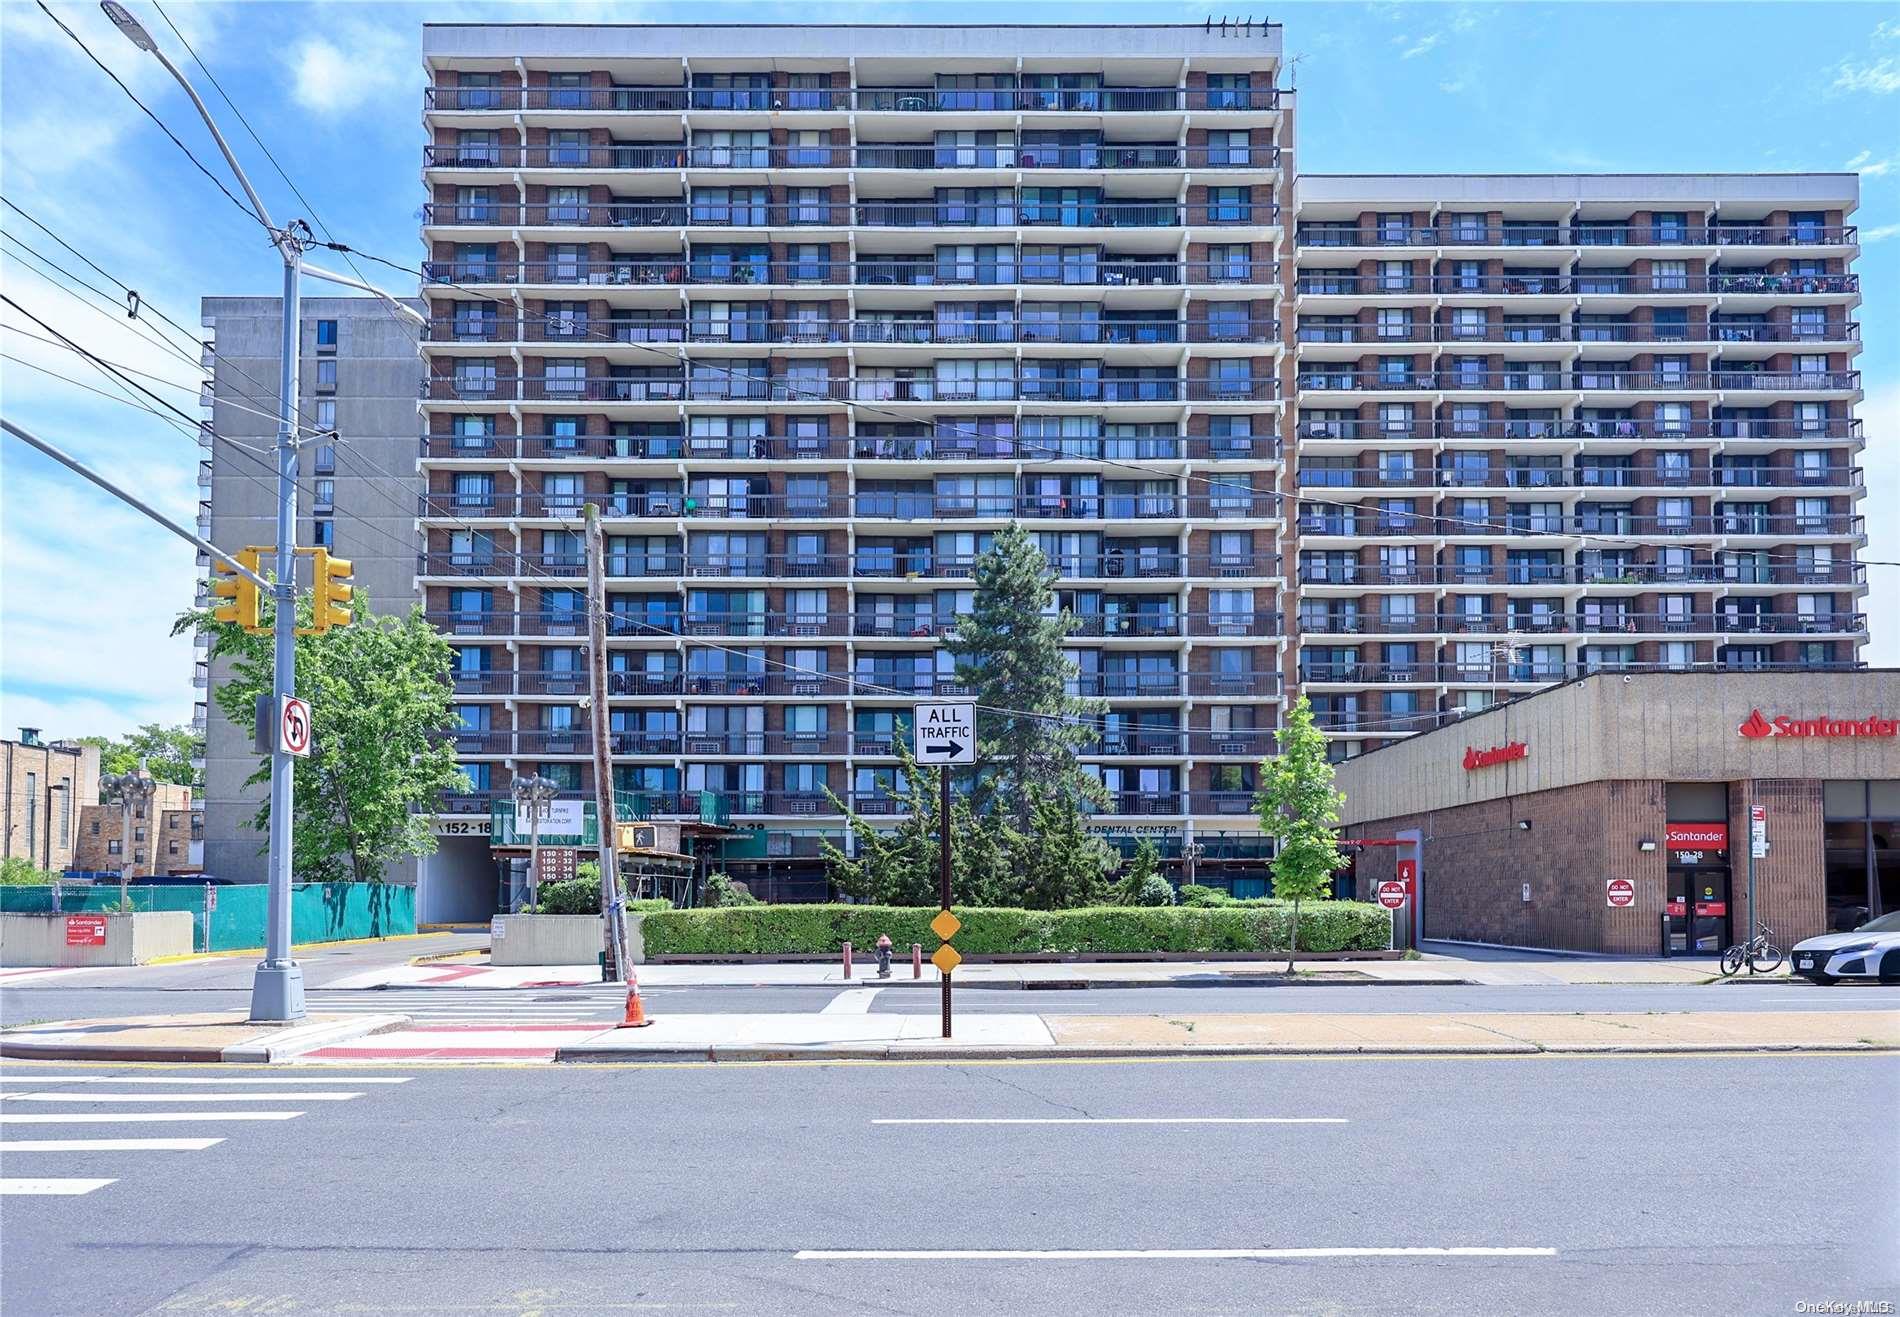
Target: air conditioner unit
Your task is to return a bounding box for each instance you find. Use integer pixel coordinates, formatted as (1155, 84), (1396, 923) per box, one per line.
(687, 738), (722, 754)
(1216, 740), (1247, 755)
(792, 682), (822, 697)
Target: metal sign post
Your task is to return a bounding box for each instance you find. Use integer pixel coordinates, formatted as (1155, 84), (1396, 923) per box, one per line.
(1747, 800), (1767, 934)
(914, 702), (974, 1039)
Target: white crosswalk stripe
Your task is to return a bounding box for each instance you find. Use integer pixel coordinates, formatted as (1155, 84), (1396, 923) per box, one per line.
(0, 1072), (412, 1197)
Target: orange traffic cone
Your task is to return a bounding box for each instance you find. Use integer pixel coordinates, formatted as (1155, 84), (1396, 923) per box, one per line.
(617, 984), (652, 1028)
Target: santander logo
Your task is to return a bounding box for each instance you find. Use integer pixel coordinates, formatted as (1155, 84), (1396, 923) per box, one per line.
(1463, 740), (1529, 771)
(1739, 709), (1898, 740)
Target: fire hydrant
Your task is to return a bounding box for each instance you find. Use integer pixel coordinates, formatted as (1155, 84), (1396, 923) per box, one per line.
(875, 933), (893, 978)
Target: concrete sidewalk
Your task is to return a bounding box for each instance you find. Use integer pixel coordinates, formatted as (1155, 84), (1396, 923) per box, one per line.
(335, 953), (1742, 991)
(551, 1007), (1898, 1062)
(0, 1012), (409, 1063)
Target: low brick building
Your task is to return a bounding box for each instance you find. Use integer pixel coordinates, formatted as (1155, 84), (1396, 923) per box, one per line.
(74, 783), (199, 878)
(1334, 671), (1900, 955)
(2, 729), (99, 875)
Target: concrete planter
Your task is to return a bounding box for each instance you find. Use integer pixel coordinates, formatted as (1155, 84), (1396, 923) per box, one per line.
(0, 911), (194, 967)
(490, 913), (645, 966)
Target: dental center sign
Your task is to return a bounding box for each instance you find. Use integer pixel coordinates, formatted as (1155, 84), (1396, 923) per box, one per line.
(1738, 709), (1898, 740)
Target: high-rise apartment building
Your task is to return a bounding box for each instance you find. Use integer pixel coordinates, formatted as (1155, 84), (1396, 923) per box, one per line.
(415, 22), (1292, 908)
(196, 297), (423, 881)
(190, 23), (1871, 908)
(1291, 175), (1865, 756)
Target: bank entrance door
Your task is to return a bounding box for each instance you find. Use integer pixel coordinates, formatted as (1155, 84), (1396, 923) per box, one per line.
(1666, 863), (1731, 954)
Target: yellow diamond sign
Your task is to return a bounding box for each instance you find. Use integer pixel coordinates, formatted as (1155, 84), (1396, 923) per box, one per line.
(931, 943), (963, 974)
(930, 910), (962, 941)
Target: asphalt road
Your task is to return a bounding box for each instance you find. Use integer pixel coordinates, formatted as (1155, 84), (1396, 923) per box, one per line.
(1, 1053), (1893, 1315)
(7, 977), (1899, 1029)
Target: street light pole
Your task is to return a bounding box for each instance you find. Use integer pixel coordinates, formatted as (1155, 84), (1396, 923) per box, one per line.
(103, 764), (156, 908)
(512, 773), (556, 910)
(102, 1), (424, 1021)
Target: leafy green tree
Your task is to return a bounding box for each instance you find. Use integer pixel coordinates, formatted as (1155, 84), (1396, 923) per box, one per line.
(0, 857), (62, 885)
(174, 586), (469, 883)
(1110, 835), (1162, 905)
(1015, 786), (1115, 910)
(946, 523), (1106, 832)
(1133, 874), (1176, 907)
(822, 739), (1016, 906)
(78, 723), (203, 796)
(1255, 695), (1348, 973)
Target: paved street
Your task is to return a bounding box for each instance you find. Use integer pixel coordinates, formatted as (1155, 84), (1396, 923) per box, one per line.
(1, 1052), (1893, 1315)
(9, 973), (1900, 1032)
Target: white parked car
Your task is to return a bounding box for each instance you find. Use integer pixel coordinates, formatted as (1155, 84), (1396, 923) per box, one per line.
(1790, 911), (1900, 984)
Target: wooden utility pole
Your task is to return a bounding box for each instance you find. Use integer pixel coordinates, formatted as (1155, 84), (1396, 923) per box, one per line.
(584, 503), (628, 983)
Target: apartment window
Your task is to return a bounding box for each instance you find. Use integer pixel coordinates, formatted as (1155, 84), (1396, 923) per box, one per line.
(314, 358), (337, 392)
(314, 399), (336, 432)
(1377, 308), (1413, 340)
(108, 839), (122, 856)
(311, 519), (335, 549)
(23, 772), (35, 855)
(1449, 212), (1486, 243)
(1651, 260), (1689, 293)
(313, 479), (335, 512)
(315, 319), (337, 351)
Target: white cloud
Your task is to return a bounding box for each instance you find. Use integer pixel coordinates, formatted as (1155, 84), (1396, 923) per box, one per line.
(1832, 56), (1900, 94)
(1401, 33), (1443, 60)
(1439, 79), (1467, 95)
(288, 23), (412, 114)
(1860, 223), (1900, 242)
(1844, 149), (1894, 176)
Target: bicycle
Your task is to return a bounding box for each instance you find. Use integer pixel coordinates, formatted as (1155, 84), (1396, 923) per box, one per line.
(1719, 920), (1785, 977)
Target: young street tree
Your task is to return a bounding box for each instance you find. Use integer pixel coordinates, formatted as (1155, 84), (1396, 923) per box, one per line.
(78, 723), (204, 796)
(1254, 695), (1348, 973)
(175, 588), (468, 883)
(946, 523), (1106, 831)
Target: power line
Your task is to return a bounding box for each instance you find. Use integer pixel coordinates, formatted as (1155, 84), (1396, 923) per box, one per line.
(33, 0), (261, 233)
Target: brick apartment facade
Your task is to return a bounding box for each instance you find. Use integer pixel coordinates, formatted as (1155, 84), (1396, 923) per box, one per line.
(1, 730), (99, 875)
(193, 21), (1869, 918)
(73, 783), (199, 878)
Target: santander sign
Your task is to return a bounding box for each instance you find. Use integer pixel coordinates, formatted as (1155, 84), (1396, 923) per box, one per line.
(1738, 709), (1898, 740)
(1463, 740), (1529, 771)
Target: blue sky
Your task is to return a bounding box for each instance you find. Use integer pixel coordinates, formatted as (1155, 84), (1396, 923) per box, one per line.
(1, 0), (1895, 739)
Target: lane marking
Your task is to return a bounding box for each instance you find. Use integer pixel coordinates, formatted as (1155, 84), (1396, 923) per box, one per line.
(0, 1076), (409, 1085)
(0, 1137), (225, 1152)
(821, 988), (884, 1016)
(795, 1247), (1557, 1261)
(0, 1092), (363, 1103)
(0, 1111), (303, 1124)
(871, 1117), (1348, 1126)
(0, 1178), (116, 1195)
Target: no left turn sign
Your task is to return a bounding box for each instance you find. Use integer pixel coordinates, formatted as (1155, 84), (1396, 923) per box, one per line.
(280, 695), (312, 758)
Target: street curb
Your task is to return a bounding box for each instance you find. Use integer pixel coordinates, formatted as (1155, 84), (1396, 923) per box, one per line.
(857, 975), (1477, 991)
(551, 1040), (1894, 1064)
(0, 1014), (411, 1064)
(411, 947), (490, 964)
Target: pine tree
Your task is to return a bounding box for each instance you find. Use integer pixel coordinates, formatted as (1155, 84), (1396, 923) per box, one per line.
(821, 739), (1016, 905)
(1255, 695), (1348, 973)
(947, 523), (1106, 832)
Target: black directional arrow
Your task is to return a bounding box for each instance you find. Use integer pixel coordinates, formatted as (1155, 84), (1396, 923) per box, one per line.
(923, 738), (966, 758)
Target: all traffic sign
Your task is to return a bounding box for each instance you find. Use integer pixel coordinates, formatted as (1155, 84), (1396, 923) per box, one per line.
(1606, 877), (1636, 909)
(279, 695), (312, 758)
(913, 701), (976, 765)
(1376, 881), (1407, 910)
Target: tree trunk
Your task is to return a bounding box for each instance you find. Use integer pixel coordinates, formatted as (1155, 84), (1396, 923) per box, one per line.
(1285, 897), (1301, 976)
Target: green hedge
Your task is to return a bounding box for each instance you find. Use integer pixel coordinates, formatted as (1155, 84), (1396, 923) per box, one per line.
(640, 902), (1391, 957)
(530, 876), (672, 916)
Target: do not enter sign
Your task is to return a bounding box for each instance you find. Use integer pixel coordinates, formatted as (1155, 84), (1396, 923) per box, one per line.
(1606, 878), (1636, 909)
(1376, 881), (1407, 910)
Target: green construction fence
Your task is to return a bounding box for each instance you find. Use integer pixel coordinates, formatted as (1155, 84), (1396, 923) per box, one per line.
(0, 882), (415, 953)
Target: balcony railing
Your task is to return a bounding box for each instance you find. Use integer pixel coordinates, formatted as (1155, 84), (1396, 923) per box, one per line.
(424, 200), (1279, 230)
(1294, 320), (1859, 346)
(425, 314), (1279, 347)
(424, 143), (1278, 172)
(1295, 223), (1858, 248)
(1295, 418), (1862, 443)
(421, 373), (1280, 404)
(1296, 512), (1863, 539)
(426, 85), (1281, 114)
(423, 257), (1267, 290)
(1297, 465), (1860, 491)
(1296, 273), (1859, 297)
(1295, 369), (1860, 393)
(1296, 560), (1865, 588)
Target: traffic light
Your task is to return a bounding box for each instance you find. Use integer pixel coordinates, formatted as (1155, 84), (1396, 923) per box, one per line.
(209, 548), (261, 632)
(308, 548), (354, 634)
